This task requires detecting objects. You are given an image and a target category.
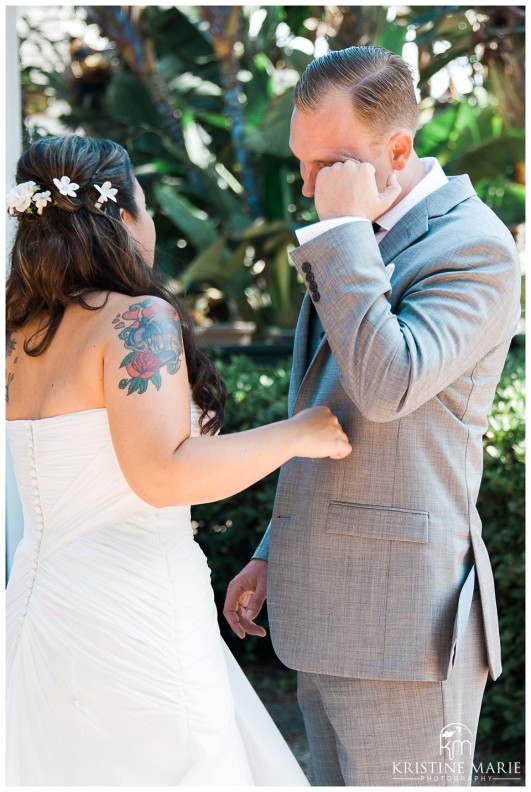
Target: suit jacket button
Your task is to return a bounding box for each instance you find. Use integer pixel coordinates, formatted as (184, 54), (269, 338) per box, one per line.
(301, 262), (312, 273)
(305, 272), (315, 283)
(312, 291), (321, 302)
(309, 281), (318, 292)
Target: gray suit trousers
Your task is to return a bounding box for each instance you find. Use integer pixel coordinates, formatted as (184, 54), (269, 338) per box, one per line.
(297, 592), (488, 786)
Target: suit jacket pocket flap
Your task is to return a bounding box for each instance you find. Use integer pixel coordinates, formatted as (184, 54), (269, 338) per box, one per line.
(326, 502), (428, 544)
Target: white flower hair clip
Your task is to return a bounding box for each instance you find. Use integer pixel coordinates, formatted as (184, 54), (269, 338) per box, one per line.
(32, 191), (53, 215)
(6, 181), (38, 215)
(6, 174), (118, 218)
(94, 181), (118, 210)
(53, 175), (80, 197)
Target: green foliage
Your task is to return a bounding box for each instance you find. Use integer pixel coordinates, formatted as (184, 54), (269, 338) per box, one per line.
(415, 102), (525, 228)
(477, 336), (525, 764)
(193, 339), (525, 758)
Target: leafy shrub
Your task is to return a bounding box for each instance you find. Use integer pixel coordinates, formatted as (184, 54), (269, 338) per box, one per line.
(476, 335), (525, 766)
(194, 339), (525, 762)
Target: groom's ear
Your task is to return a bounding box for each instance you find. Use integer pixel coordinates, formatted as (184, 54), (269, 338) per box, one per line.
(387, 131), (413, 172)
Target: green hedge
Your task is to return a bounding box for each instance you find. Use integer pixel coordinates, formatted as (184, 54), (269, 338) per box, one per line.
(476, 335), (525, 766)
(193, 337), (525, 761)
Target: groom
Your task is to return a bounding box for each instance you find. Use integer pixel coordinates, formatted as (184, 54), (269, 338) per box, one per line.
(224, 46), (520, 786)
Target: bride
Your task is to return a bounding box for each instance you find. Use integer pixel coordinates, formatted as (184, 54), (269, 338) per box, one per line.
(5, 135), (351, 786)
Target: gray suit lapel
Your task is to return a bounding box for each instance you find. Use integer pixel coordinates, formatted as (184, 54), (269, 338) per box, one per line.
(379, 175), (476, 265)
(379, 201), (429, 264)
(289, 295), (330, 416)
(288, 293), (312, 414)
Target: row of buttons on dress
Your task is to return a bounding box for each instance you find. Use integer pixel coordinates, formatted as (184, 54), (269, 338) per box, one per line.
(17, 425), (44, 638)
(301, 262), (320, 302)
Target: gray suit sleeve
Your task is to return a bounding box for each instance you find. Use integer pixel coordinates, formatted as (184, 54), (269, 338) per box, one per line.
(252, 521), (271, 561)
(290, 220), (520, 423)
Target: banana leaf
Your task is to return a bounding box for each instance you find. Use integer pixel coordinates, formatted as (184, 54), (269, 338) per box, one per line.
(474, 178), (525, 229)
(243, 91), (294, 157)
(154, 182), (217, 250)
(105, 72), (160, 127)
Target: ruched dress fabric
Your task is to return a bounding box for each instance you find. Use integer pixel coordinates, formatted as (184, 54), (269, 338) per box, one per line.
(6, 406), (309, 786)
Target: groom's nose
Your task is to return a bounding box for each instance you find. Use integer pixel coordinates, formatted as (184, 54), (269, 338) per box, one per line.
(301, 179), (315, 198)
(300, 163), (316, 198)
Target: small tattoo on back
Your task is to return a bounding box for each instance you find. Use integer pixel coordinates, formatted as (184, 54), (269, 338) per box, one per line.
(6, 332), (18, 404)
(113, 298), (183, 395)
(7, 332), (16, 357)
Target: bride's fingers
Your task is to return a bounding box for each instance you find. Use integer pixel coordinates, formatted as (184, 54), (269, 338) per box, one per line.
(329, 435), (352, 459)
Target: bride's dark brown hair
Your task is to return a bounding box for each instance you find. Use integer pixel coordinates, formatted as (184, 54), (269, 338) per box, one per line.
(6, 135), (226, 434)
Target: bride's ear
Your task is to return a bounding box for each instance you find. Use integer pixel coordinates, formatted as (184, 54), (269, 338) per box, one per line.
(120, 207), (133, 229)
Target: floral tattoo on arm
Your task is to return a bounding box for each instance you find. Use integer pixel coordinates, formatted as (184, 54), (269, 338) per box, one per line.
(113, 299), (183, 395)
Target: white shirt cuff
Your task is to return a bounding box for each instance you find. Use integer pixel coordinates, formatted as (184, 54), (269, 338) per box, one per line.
(295, 217), (369, 246)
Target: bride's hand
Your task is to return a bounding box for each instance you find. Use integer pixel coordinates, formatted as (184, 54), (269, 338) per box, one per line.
(290, 406), (352, 460)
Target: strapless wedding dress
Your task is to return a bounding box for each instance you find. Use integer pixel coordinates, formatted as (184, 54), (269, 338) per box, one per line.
(6, 405), (308, 786)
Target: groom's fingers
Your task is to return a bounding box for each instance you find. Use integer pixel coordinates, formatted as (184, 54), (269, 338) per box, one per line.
(240, 605), (267, 638)
(242, 588), (267, 636)
(224, 582), (248, 638)
(224, 582), (266, 638)
(225, 602), (266, 638)
(224, 560), (268, 638)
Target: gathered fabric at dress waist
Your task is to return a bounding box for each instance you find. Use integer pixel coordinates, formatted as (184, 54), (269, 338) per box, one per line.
(18, 505), (193, 566)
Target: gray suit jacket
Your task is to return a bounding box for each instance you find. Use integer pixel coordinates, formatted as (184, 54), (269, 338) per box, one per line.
(255, 175), (520, 683)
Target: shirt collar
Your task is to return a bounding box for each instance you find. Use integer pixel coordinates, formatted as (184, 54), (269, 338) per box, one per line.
(376, 157), (448, 232)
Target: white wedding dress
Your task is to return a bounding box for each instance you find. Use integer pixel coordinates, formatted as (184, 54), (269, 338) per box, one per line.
(6, 404), (309, 786)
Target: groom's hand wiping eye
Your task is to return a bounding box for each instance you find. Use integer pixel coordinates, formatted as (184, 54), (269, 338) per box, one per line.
(314, 160), (401, 222)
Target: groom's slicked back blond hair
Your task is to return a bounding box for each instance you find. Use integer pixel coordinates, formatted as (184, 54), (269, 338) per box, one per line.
(294, 46), (419, 134)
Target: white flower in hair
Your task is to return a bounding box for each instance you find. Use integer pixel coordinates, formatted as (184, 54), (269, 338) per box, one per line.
(32, 191), (52, 215)
(94, 180), (118, 210)
(53, 175), (80, 197)
(6, 181), (38, 215)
